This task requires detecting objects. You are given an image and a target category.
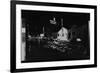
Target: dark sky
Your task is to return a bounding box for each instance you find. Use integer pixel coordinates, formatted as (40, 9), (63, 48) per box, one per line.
(22, 10), (90, 35)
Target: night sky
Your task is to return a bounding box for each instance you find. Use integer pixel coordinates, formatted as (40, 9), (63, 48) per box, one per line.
(22, 10), (90, 35)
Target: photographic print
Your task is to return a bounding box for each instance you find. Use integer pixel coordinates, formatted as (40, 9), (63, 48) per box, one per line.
(21, 10), (90, 62)
(11, 0), (97, 72)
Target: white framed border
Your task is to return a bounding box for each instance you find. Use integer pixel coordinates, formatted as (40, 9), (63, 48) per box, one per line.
(16, 4), (95, 69)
